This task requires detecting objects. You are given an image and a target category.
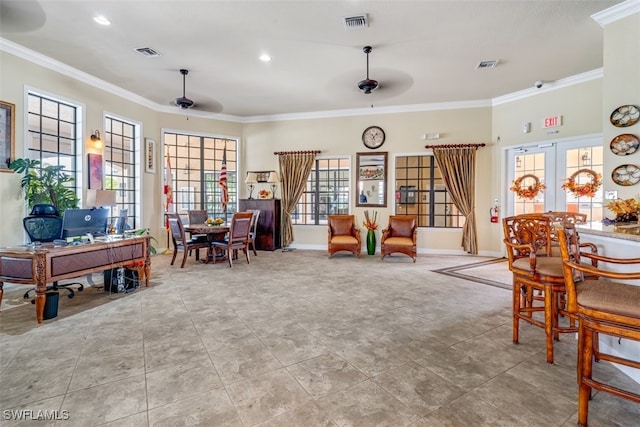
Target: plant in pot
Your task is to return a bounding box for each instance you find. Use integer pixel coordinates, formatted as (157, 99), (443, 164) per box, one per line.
(10, 158), (79, 215)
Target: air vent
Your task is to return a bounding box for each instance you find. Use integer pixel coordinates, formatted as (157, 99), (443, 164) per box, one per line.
(134, 47), (161, 57)
(343, 14), (368, 30)
(476, 60), (499, 69)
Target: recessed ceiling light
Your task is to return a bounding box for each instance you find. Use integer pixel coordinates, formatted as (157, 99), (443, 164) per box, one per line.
(259, 54), (272, 62)
(93, 15), (111, 26)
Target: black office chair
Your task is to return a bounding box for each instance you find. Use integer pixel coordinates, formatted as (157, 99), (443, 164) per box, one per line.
(22, 204), (83, 300)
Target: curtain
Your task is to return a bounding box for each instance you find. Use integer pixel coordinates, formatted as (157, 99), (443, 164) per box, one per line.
(432, 147), (479, 254)
(276, 151), (319, 248)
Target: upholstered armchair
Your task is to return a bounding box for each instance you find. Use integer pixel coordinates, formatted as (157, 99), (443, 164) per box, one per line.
(381, 215), (417, 262)
(328, 215), (361, 258)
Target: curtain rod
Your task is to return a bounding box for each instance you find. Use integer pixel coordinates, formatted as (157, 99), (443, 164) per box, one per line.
(424, 143), (486, 149)
(273, 150), (321, 155)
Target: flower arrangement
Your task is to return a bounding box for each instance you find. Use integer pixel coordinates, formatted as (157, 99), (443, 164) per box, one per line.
(363, 210), (378, 230)
(561, 169), (602, 198)
(607, 197), (640, 214)
(509, 174), (546, 200)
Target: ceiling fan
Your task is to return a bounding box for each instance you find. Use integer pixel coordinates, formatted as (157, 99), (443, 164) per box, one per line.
(357, 46), (378, 94)
(174, 69), (195, 109)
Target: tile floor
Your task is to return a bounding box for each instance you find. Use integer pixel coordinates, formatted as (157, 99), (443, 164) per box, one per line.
(0, 250), (639, 426)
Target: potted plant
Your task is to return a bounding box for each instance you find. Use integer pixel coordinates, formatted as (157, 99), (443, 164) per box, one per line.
(9, 158), (79, 215)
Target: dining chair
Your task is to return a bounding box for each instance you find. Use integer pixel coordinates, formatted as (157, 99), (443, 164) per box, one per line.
(211, 211), (253, 268)
(187, 209), (209, 243)
(246, 209), (261, 256)
(556, 222), (640, 427)
(167, 213), (210, 268)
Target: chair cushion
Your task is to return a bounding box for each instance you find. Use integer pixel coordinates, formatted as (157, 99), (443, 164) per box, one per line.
(331, 217), (353, 236)
(331, 235), (358, 245)
(383, 236), (413, 246)
(578, 279), (640, 319)
(512, 256), (564, 278)
(389, 218), (415, 237)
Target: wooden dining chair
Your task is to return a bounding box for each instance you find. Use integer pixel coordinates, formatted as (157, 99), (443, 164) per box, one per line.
(556, 222), (640, 427)
(246, 209), (261, 256)
(211, 211), (253, 267)
(167, 213), (210, 268)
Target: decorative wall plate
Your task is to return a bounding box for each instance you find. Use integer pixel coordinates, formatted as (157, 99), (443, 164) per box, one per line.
(610, 104), (639, 127)
(610, 134), (640, 156)
(611, 164), (640, 186)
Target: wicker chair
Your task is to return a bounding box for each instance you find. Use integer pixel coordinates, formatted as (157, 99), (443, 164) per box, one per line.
(556, 222), (640, 427)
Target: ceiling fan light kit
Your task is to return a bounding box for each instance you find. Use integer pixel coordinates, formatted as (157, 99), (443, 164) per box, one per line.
(358, 46), (378, 94)
(174, 69), (195, 109)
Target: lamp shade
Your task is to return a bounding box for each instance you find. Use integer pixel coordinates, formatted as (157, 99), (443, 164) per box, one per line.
(245, 172), (258, 183)
(267, 171), (280, 183)
(86, 189), (117, 208)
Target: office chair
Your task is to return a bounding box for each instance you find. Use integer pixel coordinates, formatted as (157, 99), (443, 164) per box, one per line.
(22, 204), (83, 300)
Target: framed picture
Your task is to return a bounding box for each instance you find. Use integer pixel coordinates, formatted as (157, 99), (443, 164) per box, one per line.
(255, 171), (270, 183)
(145, 138), (156, 173)
(88, 153), (103, 189)
(0, 100), (15, 172)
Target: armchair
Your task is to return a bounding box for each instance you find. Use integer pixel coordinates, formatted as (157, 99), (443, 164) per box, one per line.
(327, 215), (361, 258)
(380, 215), (417, 262)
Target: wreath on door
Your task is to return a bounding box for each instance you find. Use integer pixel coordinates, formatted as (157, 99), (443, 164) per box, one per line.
(561, 169), (602, 198)
(510, 174), (546, 200)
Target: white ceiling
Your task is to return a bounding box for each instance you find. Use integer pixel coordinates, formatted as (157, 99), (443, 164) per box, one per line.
(0, 0), (627, 119)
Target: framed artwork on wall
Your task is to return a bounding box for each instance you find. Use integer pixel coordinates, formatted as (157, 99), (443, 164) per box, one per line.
(145, 138), (156, 173)
(0, 100), (15, 172)
(88, 153), (103, 189)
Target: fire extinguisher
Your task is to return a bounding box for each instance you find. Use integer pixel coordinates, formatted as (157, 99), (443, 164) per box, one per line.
(490, 204), (499, 223)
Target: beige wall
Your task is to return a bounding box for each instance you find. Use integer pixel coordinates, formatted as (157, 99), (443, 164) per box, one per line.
(1, 8), (638, 255)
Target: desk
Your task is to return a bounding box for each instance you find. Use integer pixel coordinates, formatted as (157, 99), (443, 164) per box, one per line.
(0, 236), (150, 323)
(184, 224), (229, 263)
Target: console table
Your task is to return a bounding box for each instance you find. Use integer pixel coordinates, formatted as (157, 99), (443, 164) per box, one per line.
(0, 236), (150, 323)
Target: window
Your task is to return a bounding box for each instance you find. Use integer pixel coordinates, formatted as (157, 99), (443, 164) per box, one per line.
(26, 91), (81, 196)
(104, 116), (139, 228)
(293, 157), (350, 225)
(163, 132), (237, 217)
(394, 155), (464, 228)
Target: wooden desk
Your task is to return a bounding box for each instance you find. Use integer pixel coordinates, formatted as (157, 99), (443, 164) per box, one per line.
(184, 224), (229, 263)
(0, 236), (150, 323)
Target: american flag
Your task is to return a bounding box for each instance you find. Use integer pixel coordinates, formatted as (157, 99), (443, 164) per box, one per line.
(219, 144), (228, 213)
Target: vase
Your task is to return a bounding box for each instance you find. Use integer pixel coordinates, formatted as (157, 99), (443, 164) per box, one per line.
(366, 229), (376, 255)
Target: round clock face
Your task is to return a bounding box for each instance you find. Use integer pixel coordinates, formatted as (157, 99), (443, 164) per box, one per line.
(362, 126), (385, 149)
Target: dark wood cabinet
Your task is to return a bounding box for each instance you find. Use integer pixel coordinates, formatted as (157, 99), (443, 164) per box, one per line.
(239, 199), (281, 251)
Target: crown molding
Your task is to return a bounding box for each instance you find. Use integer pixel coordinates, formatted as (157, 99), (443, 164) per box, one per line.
(592, 0), (640, 27)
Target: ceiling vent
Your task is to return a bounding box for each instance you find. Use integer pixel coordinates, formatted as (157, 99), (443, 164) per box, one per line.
(134, 47), (161, 57)
(343, 14), (368, 30)
(476, 60), (499, 69)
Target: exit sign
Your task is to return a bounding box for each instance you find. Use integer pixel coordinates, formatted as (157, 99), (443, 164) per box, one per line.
(543, 115), (562, 128)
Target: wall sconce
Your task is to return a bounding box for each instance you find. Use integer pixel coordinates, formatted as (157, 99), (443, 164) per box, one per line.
(581, 150), (591, 166)
(267, 171), (280, 199)
(245, 172), (257, 199)
(90, 130), (103, 149)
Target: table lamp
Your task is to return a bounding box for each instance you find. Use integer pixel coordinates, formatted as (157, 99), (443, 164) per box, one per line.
(86, 189), (117, 208)
(267, 171), (280, 199)
(245, 172), (258, 199)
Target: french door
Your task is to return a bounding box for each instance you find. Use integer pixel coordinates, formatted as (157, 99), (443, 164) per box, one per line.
(506, 135), (604, 220)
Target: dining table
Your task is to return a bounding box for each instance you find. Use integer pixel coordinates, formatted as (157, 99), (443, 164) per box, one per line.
(184, 223), (230, 263)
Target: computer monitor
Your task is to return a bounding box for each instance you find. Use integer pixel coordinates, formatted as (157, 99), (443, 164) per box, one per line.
(61, 208), (109, 239)
(115, 209), (129, 234)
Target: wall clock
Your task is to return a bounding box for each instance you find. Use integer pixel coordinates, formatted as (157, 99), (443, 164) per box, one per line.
(610, 104), (639, 128)
(362, 126), (385, 149)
